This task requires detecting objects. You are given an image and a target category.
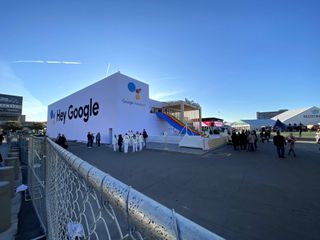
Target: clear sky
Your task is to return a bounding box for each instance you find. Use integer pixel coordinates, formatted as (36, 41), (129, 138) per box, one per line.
(0, 0), (319, 122)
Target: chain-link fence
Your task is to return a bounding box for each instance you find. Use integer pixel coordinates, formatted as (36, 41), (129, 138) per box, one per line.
(23, 135), (223, 240)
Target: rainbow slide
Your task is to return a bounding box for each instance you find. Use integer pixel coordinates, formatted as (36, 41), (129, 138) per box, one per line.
(155, 112), (202, 136)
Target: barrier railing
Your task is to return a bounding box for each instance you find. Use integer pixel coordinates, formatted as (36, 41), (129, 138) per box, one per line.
(24, 135), (223, 240)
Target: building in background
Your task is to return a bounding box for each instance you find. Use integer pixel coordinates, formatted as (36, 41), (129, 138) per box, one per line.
(202, 117), (224, 127)
(272, 106), (320, 125)
(256, 109), (288, 119)
(231, 119), (276, 131)
(0, 93), (24, 128)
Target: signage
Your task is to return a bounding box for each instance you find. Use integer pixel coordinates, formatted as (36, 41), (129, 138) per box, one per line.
(51, 98), (99, 124)
(0, 94), (23, 114)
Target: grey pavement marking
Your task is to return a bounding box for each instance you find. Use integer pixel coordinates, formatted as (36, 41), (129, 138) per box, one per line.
(67, 141), (320, 240)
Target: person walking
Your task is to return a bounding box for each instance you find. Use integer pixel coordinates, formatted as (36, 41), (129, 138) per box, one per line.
(118, 134), (123, 152)
(0, 133), (4, 145)
(0, 152), (4, 167)
(253, 130), (258, 150)
(87, 132), (91, 148)
(112, 134), (118, 151)
(60, 134), (68, 149)
(287, 133), (296, 157)
(231, 131), (239, 150)
(96, 132), (101, 147)
(132, 134), (137, 152)
(273, 131), (286, 158)
(142, 129), (148, 148)
(124, 133), (130, 154)
(239, 130), (247, 150)
(247, 131), (257, 152)
(138, 133), (143, 151)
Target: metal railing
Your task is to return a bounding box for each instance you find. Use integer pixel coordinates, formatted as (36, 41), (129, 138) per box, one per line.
(23, 135), (223, 240)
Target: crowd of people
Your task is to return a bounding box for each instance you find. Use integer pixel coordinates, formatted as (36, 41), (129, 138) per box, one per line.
(86, 132), (101, 148)
(84, 129), (148, 154)
(112, 129), (148, 154)
(231, 130), (258, 152)
(230, 129), (301, 158)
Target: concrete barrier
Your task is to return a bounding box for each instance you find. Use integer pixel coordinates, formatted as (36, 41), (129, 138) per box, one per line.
(208, 137), (227, 150)
(0, 181), (11, 233)
(0, 167), (15, 197)
(4, 158), (20, 180)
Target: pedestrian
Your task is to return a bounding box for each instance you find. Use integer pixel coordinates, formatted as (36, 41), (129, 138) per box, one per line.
(287, 133), (296, 157)
(118, 134), (123, 152)
(112, 134), (118, 151)
(60, 134), (68, 149)
(231, 131), (239, 150)
(55, 133), (61, 144)
(124, 133), (130, 153)
(128, 130), (133, 147)
(91, 133), (94, 147)
(138, 133), (143, 151)
(87, 132), (91, 147)
(96, 132), (101, 147)
(239, 130), (247, 150)
(247, 131), (257, 152)
(0, 152), (4, 167)
(299, 125), (303, 137)
(142, 129), (148, 148)
(253, 130), (258, 150)
(87, 132), (93, 148)
(132, 134), (137, 152)
(0, 133), (4, 145)
(273, 131), (286, 158)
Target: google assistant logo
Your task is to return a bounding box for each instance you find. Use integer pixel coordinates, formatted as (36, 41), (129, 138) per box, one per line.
(128, 82), (141, 100)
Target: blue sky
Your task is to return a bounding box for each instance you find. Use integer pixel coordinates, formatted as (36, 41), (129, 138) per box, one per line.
(0, 0), (319, 121)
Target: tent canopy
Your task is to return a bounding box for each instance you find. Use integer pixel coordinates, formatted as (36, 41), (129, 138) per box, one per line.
(273, 119), (287, 131)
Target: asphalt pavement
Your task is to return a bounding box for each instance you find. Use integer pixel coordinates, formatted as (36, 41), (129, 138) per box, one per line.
(67, 141), (320, 240)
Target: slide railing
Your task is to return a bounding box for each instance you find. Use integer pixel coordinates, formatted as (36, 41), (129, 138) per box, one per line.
(156, 112), (203, 136)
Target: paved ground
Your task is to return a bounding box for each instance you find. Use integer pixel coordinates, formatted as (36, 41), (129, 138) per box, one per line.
(146, 142), (205, 155)
(68, 141), (320, 240)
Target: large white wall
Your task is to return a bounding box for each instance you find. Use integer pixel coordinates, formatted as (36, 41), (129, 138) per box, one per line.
(47, 72), (169, 143)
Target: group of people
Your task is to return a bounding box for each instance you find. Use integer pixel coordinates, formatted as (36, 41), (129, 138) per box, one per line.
(231, 130), (258, 152)
(113, 129), (148, 154)
(87, 132), (101, 148)
(55, 133), (68, 149)
(273, 131), (297, 158)
(231, 129), (299, 158)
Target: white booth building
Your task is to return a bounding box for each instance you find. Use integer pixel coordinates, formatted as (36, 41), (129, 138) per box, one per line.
(47, 72), (202, 143)
(272, 106), (320, 126)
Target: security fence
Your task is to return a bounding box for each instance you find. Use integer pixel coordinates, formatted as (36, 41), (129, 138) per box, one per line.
(23, 135), (223, 240)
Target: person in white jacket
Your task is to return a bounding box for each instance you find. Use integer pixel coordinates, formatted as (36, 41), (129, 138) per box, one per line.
(124, 133), (130, 154)
(112, 135), (118, 152)
(132, 134), (138, 152)
(128, 130), (133, 147)
(138, 133), (143, 151)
